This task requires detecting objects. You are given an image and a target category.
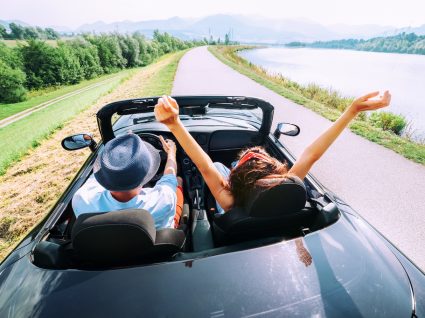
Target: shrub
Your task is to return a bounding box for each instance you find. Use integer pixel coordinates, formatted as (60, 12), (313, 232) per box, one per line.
(63, 39), (102, 79)
(369, 111), (407, 135)
(20, 40), (62, 88)
(0, 60), (27, 103)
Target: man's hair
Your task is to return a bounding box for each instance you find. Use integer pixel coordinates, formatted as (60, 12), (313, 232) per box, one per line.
(228, 146), (288, 208)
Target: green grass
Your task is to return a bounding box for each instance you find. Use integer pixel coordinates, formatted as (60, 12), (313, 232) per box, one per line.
(0, 72), (124, 120)
(139, 50), (187, 96)
(0, 50), (186, 262)
(209, 45), (425, 165)
(0, 50), (187, 176)
(0, 68), (136, 175)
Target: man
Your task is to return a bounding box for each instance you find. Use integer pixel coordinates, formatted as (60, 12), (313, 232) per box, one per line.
(72, 133), (183, 229)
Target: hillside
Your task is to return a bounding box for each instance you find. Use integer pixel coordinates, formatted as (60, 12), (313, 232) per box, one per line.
(288, 32), (425, 55)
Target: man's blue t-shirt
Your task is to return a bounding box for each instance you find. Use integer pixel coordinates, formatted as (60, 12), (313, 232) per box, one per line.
(72, 174), (178, 229)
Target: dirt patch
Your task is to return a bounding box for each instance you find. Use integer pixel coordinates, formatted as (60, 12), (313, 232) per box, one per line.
(0, 56), (175, 259)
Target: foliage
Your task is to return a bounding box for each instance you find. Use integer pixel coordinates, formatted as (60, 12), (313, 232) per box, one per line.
(0, 60), (27, 103)
(0, 25), (7, 39)
(0, 30), (202, 102)
(62, 39), (103, 79)
(290, 32), (425, 55)
(2, 22), (59, 40)
(19, 40), (65, 89)
(369, 112), (407, 135)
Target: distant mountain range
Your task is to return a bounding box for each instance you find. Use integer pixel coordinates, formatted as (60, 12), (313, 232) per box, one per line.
(2, 15), (425, 44)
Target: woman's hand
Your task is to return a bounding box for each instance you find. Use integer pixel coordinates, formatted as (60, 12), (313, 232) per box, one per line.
(159, 135), (176, 156)
(348, 91), (391, 114)
(289, 90), (392, 180)
(154, 95), (180, 127)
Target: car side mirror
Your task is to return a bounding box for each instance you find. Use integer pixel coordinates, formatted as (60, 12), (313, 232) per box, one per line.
(273, 123), (300, 138)
(61, 133), (97, 152)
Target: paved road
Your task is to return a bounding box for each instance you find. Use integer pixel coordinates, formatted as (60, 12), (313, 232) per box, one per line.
(172, 46), (425, 269)
(0, 76), (118, 129)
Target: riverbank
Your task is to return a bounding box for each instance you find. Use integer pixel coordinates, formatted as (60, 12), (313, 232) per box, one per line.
(0, 51), (186, 261)
(209, 45), (425, 165)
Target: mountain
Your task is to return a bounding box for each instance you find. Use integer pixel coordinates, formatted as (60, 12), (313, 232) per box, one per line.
(3, 15), (422, 43)
(382, 24), (425, 36)
(0, 19), (30, 30)
(326, 23), (395, 39)
(74, 15), (395, 43)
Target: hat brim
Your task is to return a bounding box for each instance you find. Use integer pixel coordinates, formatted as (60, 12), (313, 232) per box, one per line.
(94, 140), (161, 191)
(138, 141), (161, 187)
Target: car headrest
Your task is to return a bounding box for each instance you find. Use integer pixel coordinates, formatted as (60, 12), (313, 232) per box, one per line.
(213, 176), (308, 245)
(72, 209), (157, 264)
(248, 176), (307, 217)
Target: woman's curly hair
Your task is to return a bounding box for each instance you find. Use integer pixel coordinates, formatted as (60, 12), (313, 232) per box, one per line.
(228, 146), (288, 207)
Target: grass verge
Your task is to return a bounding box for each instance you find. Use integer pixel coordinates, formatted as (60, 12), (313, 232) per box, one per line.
(0, 50), (186, 260)
(208, 46), (425, 165)
(0, 71), (130, 121)
(0, 69), (137, 175)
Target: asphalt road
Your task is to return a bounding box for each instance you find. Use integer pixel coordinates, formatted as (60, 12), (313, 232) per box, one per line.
(172, 46), (425, 270)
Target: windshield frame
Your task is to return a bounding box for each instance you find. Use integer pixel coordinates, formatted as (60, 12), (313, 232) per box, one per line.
(96, 96), (274, 143)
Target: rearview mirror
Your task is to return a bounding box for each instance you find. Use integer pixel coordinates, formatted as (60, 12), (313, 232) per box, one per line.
(273, 123), (300, 138)
(61, 133), (97, 152)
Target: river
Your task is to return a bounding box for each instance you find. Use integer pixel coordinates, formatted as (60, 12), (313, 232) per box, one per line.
(239, 47), (425, 139)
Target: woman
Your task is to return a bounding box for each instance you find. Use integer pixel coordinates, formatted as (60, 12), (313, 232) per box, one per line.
(154, 91), (391, 213)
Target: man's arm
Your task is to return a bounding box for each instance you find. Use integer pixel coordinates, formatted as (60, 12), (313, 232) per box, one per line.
(159, 136), (177, 175)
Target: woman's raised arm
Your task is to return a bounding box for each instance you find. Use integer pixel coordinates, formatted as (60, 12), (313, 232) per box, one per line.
(289, 91), (391, 180)
(155, 96), (234, 211)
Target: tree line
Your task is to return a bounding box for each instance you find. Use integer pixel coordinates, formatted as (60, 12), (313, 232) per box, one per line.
(0, 23), (60, 40)
(286, 32), (425, 55)
(0, 31), (207, 103)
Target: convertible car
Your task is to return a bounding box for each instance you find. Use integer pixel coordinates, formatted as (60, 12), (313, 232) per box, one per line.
(0, 96), (424, 317)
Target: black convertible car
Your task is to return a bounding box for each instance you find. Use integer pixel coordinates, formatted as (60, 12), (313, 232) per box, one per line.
(0, 96), (424, 317)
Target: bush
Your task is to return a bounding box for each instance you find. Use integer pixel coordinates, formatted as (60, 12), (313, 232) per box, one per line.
(0, 60), (27, 103)
(369, 111), (407, 135)
(20, 40), (62, 88)
(63, 39), (102, 79)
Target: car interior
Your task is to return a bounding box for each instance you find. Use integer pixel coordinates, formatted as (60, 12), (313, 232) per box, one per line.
(32, 127), (340, 270)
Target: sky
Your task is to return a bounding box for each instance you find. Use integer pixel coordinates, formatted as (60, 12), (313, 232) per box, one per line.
(1, 0), (424, 29)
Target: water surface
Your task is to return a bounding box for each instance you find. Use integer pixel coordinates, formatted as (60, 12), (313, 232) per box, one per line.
(240, 47), (425, 139)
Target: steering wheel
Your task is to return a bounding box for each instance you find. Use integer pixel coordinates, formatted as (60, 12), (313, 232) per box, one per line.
(138, 133), (167, 184)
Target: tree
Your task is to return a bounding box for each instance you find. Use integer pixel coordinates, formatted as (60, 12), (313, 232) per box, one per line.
(23, 27), (39, 39)
(19, 40), (63, 88)
(225, 33), (230, 45)
(9, 23), (25, 39)
(64, 39), (102, 79)
(86, 35), (126, 73)
(0, 25), (7, 39)
(45, 28), (59, 40)
(0, 60), (27, 103)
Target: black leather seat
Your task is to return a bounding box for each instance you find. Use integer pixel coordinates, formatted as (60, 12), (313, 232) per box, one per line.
(213, 177), (309, 245)
(71, 209), (185, 265)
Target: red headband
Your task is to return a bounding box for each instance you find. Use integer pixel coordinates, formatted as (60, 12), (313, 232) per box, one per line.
(235, 151), (272, 168)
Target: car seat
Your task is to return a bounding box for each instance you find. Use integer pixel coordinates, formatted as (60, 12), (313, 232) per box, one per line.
(71, 209), (186, 266)
(213, 177), (311, 245)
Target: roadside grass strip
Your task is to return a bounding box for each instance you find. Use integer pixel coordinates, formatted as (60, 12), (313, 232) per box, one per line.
(0, 72), (126, 121)
(0, 69), (136, 175)
(0, 51), (185, 261)
(209, 46), (425, 165)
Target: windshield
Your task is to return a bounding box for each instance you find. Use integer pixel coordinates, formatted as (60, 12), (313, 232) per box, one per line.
(113, 103), (264, 132)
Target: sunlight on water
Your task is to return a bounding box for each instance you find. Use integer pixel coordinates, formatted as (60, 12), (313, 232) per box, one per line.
(240, 47), (425, 139)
